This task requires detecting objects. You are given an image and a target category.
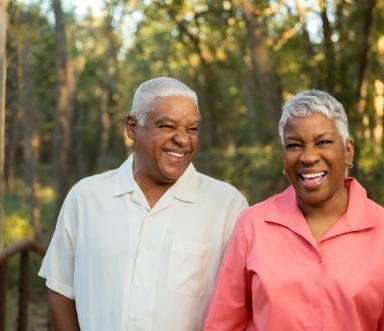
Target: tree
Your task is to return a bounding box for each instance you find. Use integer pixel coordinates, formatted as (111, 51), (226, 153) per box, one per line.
(0, 0), (8, 249)
(317, 0), (336, 94)
(97, 2), (123, 172)
(52, 0), (75, 215)
(18, 22), (41, 240)
(239, 0), (282, 141)
(3, 0), (384, 241)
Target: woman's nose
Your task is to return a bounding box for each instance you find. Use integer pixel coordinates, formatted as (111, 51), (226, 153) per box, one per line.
(300, 145), (320, 164)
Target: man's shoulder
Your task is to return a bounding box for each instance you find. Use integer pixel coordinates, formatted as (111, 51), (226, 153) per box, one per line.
(72, 168), (119, 194)
(195, 171), (244, 197)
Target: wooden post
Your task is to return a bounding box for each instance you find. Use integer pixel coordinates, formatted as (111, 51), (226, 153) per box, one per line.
(0, 262), (7, 331)
(0, 240), (47, 329)
(18, 251), (29, 331)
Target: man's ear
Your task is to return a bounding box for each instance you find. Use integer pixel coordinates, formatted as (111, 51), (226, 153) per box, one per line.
(126, 115), (137, 139)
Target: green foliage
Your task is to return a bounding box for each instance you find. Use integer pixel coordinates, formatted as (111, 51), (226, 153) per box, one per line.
(3, 212), (32, 246)
(4, 184), (33, 246)
(5, 0), (384, 227)
(3, 188), (50, 330)
(355, 141), (384, 205)
(196, 143), (289, 205)
(2, 1), (382, 329)
(4, 176), (57, 246)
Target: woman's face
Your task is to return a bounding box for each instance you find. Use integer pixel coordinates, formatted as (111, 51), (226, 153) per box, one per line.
(283, 113), (354, 209)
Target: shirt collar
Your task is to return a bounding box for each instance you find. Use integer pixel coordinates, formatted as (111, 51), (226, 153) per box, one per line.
(113, 154), (198, 203)
(343, 177), (374, 230)
(264, 185), (308, 232)
(113, 155), (137, 196)
(168, 163), (198, 203)
(264, 178), (374, 240)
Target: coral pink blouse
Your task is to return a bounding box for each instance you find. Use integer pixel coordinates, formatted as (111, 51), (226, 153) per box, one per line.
(204, 178), (384, 331)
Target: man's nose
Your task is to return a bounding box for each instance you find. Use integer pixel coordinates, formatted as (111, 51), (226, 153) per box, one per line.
(173, 129), (189, 146)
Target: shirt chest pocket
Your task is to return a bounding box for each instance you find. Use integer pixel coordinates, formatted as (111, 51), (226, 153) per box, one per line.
(167, 240), (212, 297)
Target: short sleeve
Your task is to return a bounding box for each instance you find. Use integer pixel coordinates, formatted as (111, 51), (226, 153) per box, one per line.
(38, 187), (78, 299)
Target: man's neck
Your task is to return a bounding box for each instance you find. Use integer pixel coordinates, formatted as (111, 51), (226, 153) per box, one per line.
(141, 182), (174, 209)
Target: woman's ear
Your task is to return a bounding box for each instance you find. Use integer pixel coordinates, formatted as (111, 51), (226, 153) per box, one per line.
(126, 115), (137, 139)
(345, 138), (354, 167)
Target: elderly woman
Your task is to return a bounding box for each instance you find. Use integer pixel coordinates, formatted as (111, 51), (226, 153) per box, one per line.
(204, 90), (384, 331)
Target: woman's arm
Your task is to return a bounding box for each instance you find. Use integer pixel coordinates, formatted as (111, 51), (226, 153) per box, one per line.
(204, 218), (252, 331)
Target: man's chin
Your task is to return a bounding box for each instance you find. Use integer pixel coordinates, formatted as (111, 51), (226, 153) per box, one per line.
(161, 171), (186, 183)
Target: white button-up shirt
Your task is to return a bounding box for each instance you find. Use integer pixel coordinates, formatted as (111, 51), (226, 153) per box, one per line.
(39, 155), (248, 331)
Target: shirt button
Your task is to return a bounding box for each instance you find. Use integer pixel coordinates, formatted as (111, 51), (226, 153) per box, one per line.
(135, 281), (141, 287)
(314, 278), (321, 285)
(313, 302), (321, 309)
(131, 315), (138, 321)
(316, 257), (322, 264)
(141, 248), (147, 254)
(146, 216), (151, 221)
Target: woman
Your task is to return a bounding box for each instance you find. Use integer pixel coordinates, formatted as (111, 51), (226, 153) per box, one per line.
(204, 90), (384, 331)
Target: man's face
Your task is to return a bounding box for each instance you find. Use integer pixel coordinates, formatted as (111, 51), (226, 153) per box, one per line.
(127, 95), (199, 188)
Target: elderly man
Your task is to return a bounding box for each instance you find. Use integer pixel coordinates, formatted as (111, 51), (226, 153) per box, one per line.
(39, 77), (248, 331)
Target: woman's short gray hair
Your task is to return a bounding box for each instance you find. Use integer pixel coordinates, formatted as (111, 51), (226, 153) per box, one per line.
(278, 89), (350, 144)
(131, 77), (199, 125)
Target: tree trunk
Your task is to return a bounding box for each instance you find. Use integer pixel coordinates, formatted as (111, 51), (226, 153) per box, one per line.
(241, 62), (257, 142)
(239, 0), (281, 141)
(0, 0), (8, 249)
(97, 88), (111, 171)
(4, 105), (18, 192)
(97, 10), (115, 172)
(355, 0), (376, 119)
(373, 80), (383, 145)
(294, 0), (318, 86)
(350, 0), (376, 176)
(52, 0), (74, 216)
(318, 0), (336, 93)
(18, 40), (42, 241)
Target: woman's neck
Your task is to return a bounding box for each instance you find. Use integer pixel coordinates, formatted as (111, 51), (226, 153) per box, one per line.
(299, 188), (349, 243)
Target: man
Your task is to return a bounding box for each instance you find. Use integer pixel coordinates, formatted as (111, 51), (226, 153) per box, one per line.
(39, 77), (248, 331)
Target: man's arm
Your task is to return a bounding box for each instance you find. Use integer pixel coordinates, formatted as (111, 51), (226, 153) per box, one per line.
(48, 288), (80, 331)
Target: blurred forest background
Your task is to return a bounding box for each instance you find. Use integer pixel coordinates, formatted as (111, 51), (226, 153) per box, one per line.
(1, 0), (384, 249)
(0, 0), (383, 328)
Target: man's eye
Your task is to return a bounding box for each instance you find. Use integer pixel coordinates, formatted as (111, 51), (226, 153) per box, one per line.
(160, 125), (175, 130)
(188, 127), (199, 134)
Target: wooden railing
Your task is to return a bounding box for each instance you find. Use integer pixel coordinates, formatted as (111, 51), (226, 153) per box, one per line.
(0, 239), (48, 331)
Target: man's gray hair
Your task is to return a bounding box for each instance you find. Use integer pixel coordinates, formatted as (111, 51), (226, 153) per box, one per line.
(278, 89), (350, 144)
(131, 77), (199, 125)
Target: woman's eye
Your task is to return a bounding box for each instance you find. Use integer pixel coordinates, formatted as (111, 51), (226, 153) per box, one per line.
(318, 140), (332, 146)
(286, 143), (301, 149)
